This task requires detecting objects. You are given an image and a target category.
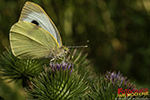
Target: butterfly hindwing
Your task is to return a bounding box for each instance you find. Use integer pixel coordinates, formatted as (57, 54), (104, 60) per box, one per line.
(10, 21), (58, 59)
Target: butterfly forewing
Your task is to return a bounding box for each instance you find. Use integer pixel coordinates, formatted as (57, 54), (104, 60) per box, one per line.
(19, 1), (62, 46)
(10, 21), (58, 59)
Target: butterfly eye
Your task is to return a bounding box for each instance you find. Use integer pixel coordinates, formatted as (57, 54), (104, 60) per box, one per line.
(31, 20), (39, 26)
(64, 48), (68, 52)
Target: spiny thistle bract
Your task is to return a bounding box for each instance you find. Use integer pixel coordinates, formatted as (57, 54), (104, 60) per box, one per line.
(66, 49), (96, 85)
(26, 62), (89, 100)
(0, 47), (44, 87)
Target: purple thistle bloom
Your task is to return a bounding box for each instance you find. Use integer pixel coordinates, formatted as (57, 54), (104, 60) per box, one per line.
(48, 62), (74, 73)
(105, 71), (136, 89)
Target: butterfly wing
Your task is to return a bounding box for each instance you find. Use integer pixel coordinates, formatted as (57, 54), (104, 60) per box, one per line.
(10, 21), (58, 59)
(19, 1), (62, 46)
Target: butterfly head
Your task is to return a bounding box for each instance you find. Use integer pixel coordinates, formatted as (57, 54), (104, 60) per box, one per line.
(56, 46), (69, 58)
(60, 46), (69, 55)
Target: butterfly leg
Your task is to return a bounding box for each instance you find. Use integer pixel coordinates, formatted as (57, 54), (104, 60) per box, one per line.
(50, 49), (57, 62)
(50, 58), (55, 62)
(58, 55), (66, 62)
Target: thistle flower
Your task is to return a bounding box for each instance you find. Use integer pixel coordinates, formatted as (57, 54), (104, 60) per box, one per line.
(0, 48), (43, 87)
(26, 61), (88, 100)
(89, 71), (137, 100)
(43, 62), (74, 75)
(49, 62), (73, 73)
(105, 71), (136, 89)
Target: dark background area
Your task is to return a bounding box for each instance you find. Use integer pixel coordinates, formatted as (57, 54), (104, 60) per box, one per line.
(0, 0), (150, 99)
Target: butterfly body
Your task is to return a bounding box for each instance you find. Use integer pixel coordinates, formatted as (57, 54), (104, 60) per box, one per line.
(9, 1), (69, 60)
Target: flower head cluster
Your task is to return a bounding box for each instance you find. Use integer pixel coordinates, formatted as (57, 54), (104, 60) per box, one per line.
(48, 62), (74, 73)
(105, 71), (136, 89)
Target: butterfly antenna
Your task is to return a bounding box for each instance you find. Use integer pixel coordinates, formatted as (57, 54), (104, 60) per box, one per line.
(68, 45), (88, 48)
(68, 40), (89, 48)
(72, 40), (89, 46)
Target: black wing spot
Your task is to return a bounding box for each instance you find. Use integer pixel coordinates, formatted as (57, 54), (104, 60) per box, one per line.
(31, 20), (39, 26)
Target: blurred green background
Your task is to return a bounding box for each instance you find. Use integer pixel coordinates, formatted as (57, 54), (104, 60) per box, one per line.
(0, 0), (150, 99)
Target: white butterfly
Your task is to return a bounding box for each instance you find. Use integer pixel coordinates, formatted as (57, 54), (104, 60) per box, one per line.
(9, 1), (69, 60)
